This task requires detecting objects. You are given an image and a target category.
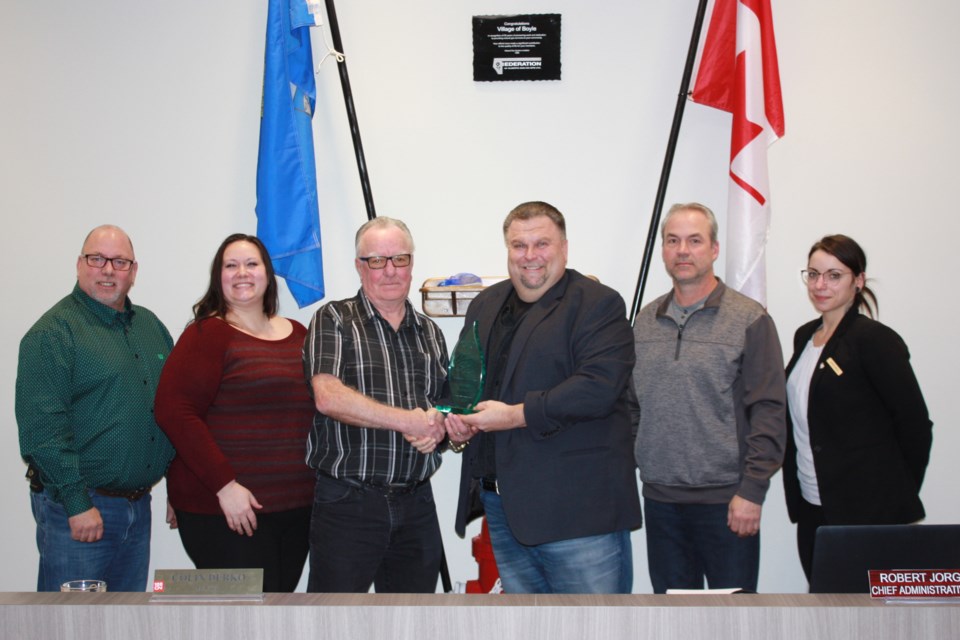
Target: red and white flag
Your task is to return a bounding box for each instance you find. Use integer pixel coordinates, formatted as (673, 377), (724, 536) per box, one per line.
(690, 0), (784, 305)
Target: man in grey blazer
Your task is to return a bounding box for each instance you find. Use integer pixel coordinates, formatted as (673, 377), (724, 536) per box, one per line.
(446, 201), (641, 594)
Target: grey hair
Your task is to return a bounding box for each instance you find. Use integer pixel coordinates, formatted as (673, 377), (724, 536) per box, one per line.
(354, 217), (415, 256)
(660, 203), (718, 244)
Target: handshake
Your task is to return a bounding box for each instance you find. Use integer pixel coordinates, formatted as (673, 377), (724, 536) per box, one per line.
(402, 400), (524, 454)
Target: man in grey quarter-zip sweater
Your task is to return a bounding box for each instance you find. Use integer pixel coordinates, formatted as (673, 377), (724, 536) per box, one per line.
(633, 203), (786, 594)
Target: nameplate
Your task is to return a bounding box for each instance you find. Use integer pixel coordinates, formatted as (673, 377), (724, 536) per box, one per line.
(869, 569), (960, 599)
(150, 568), (264, 602)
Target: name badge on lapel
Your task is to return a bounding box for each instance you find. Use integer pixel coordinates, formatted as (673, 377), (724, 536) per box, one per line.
(825, 357), (843, 376)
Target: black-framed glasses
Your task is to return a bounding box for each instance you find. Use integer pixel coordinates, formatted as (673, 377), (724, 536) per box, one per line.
(800, 269), (850, 285)
(358, 254), (412, 270)
(83, 254), (136, 271)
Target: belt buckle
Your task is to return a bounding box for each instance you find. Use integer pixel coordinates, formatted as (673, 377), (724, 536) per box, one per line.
(384, 480), (421, 496)
(383, 483), (404, 496)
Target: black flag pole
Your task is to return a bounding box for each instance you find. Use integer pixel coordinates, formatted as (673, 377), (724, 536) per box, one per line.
(323, 0), (377, 220)
(628, 0), (711, 324)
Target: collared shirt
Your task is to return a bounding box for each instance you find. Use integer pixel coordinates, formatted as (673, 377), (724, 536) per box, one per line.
(16, 284), (176, 517)
(303, 289), (448, 484)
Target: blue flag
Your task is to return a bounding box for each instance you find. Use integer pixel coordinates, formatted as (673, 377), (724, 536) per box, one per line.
(256, 0), (325, 307)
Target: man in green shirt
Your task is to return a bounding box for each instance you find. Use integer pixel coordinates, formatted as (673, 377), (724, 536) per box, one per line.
(16, 225), (175, 592)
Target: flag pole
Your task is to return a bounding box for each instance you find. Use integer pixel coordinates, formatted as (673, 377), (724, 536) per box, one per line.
(323, 0), (377, 220)
(628, 0), (711, 324)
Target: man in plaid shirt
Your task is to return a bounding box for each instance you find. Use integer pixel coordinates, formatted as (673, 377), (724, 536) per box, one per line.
(303, 217), (448, 593)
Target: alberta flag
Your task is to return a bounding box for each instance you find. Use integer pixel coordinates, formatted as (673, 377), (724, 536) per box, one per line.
(256, 0), (325, 307)
(690, 0), (784, 306)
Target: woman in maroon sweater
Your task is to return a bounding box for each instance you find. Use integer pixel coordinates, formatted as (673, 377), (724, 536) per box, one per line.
(156, 234), (315, 592)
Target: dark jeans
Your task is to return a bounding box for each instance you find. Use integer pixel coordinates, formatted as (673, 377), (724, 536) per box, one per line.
(644, 497), (760, 594)
(307, 473), (442, 593)
(176, 507), (310, 593)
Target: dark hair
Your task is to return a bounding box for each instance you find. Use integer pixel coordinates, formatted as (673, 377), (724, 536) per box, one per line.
(502, 201), (566, 239)
(808, 234), (878, 318)
(192, 234), (279, 321)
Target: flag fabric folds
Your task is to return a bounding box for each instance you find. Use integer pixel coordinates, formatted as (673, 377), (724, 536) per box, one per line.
(690, 0), (784, 305)
(256, 0), (325, 308)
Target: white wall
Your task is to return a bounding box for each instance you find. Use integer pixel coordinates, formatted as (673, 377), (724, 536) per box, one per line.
(2, 1), (957, 594)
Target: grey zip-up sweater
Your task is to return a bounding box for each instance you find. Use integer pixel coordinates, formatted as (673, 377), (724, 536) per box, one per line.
(633, 280), (786, 505)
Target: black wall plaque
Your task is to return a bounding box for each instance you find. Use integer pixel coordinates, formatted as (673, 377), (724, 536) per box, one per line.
(473, 14), (561, 82)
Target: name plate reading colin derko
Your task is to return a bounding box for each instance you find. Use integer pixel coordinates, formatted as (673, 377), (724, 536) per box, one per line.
(869, 569), (960, 600)
(472, 14), (561, 82)
(150, 568), (264, 603)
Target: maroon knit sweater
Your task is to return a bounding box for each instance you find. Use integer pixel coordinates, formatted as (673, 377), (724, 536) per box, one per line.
(156, 317), (315, 514)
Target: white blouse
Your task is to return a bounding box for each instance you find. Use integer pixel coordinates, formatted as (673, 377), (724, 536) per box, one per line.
(786, 338), (825, 506)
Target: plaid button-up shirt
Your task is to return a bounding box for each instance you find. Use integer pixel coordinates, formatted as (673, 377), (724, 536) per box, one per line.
(304, 289), (448, 483)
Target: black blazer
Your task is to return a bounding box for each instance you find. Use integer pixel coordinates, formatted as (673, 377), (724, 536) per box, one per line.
(454, 270), (643, 546)
(782, 305), (932, 525)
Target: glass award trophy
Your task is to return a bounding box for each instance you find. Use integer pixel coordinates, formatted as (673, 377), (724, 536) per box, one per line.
(435, 321), (485, 415)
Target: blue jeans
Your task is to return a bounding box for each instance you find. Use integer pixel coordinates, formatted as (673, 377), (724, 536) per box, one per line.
(31, 489), (152, 592)
(644, 497), (759, 593)
(307, 474), (442, 593)
(480, 488), (633, 594)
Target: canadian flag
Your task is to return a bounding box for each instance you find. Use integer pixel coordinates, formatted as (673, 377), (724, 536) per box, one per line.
(690, 0), (784, 306)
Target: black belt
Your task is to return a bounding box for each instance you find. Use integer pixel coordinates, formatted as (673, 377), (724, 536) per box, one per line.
(25, 465), (150, 502)
(95, 486), (151, 501)
(479, 477), (499, 495)
(335, 475), (428, 496)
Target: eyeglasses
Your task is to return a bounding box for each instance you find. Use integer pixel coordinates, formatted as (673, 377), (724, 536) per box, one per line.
(801, 269), (850, 285)
(358, 254), (412, 270)
(82, 254), (135, 271)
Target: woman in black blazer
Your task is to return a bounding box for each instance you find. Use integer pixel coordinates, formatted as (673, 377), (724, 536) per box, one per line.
(782, 235), (932, 582)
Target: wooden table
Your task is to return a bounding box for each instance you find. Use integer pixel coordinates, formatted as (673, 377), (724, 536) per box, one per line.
(2, 592), (957, 640)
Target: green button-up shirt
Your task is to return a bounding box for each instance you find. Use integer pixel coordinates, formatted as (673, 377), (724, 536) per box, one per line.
(16, 284), (176, 517)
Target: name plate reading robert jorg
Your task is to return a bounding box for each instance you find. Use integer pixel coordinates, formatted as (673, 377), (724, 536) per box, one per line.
(151, 568), (264, 602)
(869, 569), (960, 600)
